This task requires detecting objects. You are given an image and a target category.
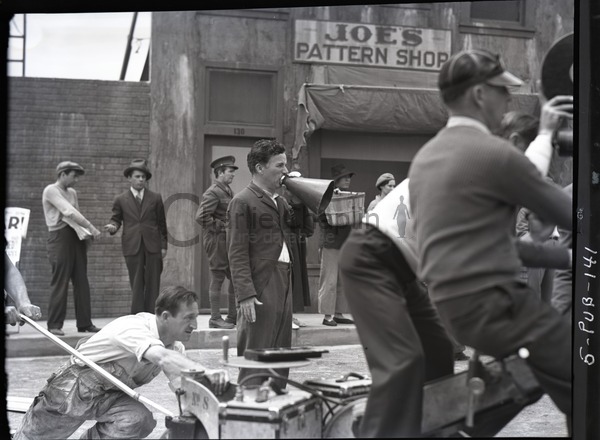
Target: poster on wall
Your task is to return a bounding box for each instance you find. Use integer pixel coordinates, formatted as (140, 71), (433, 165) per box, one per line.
(4, 207), (31, 266)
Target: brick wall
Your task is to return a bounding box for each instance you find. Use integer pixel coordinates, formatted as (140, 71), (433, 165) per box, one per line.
(6, 77), (151, 318)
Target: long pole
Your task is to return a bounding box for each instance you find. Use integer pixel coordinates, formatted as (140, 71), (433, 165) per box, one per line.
(119, 12), (138, 80)
(18, 314), (174, 417)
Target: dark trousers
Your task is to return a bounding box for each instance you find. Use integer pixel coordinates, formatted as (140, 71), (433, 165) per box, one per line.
(237, 263), (292, 387)
(339, 227), (454, 438)
(125, 242), (163, 314)
(46, 227), (93, 330)
(435, 283), (572, 420)
(209, 269), (236, 320)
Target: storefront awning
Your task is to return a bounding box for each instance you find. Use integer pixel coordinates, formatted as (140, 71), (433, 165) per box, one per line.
(293, 83), (540, 159)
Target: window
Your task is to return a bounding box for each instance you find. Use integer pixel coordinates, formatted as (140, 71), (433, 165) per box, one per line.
(470, 1), (522, 23)
(207, 69), (276, 126)
(459, 0), (535, 39)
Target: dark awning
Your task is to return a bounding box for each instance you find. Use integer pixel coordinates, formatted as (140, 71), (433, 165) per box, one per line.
(293, 83), (540, 159)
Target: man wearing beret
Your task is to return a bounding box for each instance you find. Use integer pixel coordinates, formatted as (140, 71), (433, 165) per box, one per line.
(409, 49), (572, 432)
(105, 159), (168, 314)
(42, 161), (102, 335)
(196, 156), (238, 329)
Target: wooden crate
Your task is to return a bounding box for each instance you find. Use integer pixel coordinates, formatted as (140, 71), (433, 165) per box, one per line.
(324, 191), (365, 226)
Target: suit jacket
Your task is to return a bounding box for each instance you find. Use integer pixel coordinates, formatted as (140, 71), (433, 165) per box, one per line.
(108, 189), (168, 256)
(227, 182), (294, 303)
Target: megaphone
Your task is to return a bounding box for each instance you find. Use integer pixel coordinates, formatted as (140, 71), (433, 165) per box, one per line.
(281, 173), (334, 215)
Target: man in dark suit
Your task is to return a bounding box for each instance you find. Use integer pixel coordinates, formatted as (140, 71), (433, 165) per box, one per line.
(227, 139), (293, 386)
(104, 159), (168, 314)
(196, 156), (238, 329)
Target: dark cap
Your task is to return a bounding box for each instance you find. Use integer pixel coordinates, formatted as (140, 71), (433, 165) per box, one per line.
(331, 163), (354, 181)
(438, 49), (523, 101)
(56, 161), (85, 176)
(124, 159), (152, 180)
(210, 155), (238, 170)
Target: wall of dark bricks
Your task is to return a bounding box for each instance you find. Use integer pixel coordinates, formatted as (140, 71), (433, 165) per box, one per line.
(6, 77), (151, 319)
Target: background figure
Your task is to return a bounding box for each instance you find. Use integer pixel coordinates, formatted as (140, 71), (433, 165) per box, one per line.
(105, 159), (168, 314)
(42, 161), (102, 336)
(551, 184), (573, 320)
(499, 110), (559, 302)
(227, 139), (293, 387)
(366, 173), (395, 212)
(393, 195), (410, 238)
(516, 206), (558, 302)
(282, 187), (314, 328)
(196, 156), (238, 329)
(317, 163), (354, 327)
(4, 250), (42, 325)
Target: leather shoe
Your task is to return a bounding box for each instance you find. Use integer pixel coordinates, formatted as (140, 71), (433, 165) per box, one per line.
(333, 317), (354, 324)
(48, 328), (64, 336)
(322, 318), (337, 327)
(78, 325), (101, 333)
(224, 317), (237, 325)
(209, 318), (235, 329)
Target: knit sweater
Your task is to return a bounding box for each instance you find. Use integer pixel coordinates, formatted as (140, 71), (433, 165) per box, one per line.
(408, 124), (572, 303)
(42, 183), (92, 232)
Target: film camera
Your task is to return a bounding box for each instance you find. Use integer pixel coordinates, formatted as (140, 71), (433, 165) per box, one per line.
(541, 33), (573, 156)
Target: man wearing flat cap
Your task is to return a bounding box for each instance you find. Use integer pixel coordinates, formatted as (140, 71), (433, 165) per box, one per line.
(409, 49), (573, 432)
(105, 159), (168, 314)
(317, 163), (354, 327)
(196, 156), (238, 329)
(42, 161), (102, 335)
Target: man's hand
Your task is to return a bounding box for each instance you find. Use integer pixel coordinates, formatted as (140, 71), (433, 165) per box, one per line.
(528, 212), (555, 243)
(161, 249), (167, 259)
(538, 95), (573, 135)
(90, 225), (102, 239)
(203, 368), (230, 396)
(104, 223), (118, 234)
(239, 296), (262, 323)
(18, 303), (42, 321)
(5, 306), (19, 326)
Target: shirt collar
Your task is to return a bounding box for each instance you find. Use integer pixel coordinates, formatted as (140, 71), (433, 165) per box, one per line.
(446, 116), (491, 135)
(130, 187), (145, 198)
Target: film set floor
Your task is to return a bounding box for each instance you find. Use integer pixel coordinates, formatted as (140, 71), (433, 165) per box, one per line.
(5, 314), (567, 438)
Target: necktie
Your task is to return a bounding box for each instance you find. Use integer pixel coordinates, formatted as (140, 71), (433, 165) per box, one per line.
(135, 195), (142, 207)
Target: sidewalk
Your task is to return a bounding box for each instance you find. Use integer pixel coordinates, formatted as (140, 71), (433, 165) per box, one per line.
(4, 313), (359, 358)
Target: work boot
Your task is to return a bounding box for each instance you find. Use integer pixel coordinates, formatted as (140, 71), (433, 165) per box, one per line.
(209, 318), (235, 329)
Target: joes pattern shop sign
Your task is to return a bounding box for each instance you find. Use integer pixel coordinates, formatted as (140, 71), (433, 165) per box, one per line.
(294, 19), (451, 71)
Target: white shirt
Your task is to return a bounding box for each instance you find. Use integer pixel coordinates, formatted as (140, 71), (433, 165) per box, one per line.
(130, 187), (145, 201)
(72, 313), (184, 386)
(270, 192), (290, 264)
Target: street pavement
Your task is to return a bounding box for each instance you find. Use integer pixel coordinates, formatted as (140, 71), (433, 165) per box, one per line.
(4, 313), (360, 357)
(5, 345), (567, 438)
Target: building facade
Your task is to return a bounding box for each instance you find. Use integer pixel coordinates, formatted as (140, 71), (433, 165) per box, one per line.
(7, 2), (574, 316)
